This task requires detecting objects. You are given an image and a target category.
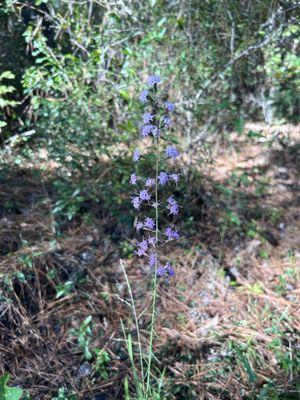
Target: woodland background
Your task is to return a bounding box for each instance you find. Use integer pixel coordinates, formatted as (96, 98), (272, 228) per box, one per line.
(0, 1), (299, 399)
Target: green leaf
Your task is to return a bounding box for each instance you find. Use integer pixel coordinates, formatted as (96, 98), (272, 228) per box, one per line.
(236, 348), (257, 383)
(227, 211), (241, 226)
(157, 17), (166, 27)
(0, 374), (23, 400)
(0, 71), (15, 80)
(157, 27), (167, 40)
(119, 90), (131, 101)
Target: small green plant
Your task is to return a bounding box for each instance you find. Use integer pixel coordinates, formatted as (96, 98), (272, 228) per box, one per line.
(93, 349), (110, 379)
(70, 315), (93, 361)
(264, 308), (300, 377)
(243, 281), (264, 295)
(275, 268), (296, 295)
(258, 248), (269, 260)
(52, 387), (77, 400)
(0, 373), (23, 400)
(55, 280), (75, 299)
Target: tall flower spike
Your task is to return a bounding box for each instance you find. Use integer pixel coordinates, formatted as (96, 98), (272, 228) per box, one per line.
(131, 76), (180, 280)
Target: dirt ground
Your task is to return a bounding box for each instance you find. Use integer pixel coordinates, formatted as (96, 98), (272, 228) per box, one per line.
(0, 123), (299, 399)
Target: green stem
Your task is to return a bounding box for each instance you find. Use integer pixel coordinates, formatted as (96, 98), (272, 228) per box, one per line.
(146, 135), (159, 393)
(120, 260), (145, 392)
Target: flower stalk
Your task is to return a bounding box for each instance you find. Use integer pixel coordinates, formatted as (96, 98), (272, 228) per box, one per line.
(127, 75), (180, 396)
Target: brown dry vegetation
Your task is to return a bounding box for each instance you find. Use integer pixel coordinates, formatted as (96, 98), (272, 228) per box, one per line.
(0, 123), (299, 399)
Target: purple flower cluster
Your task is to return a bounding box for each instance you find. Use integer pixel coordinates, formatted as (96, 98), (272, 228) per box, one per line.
(157, 262), (175, 277)
(166, 145), (180, 159)
(130, 76), (181, 279)
(133, 148), (140, 162)
(140, 90), (149, 103)
(141, 124), (159, 138)
(143, 113), (153, 124)
(130, 173), (138, 185)
(147, 75), (161, 87)
(165, 102), (174, 112)
(167, 196), (179, 216)
(145, 177), (155, 188)
(165, 225), (180, 240)
(158, 172), (168, 186)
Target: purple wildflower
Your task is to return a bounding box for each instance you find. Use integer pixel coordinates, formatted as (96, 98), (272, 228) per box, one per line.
(141, 124), (159, 138)
(151, 126), (159, 137)
(136, 221), (144, 231)
(168, 202), (179, 216)
(165, 262), (175, 277)
(133, 148), (141, 162)
(156, 265), (166, 277)
(147, 75), (161, 87)
(130, 173), (138, 185)
(139, 189), (151, 201)
(170, 173), (180, 184)
(167, 196), (177, 207)
(165, 226), (180, 240)
(144, 217), (155, 230)
(140, 90), (149, 103)
(156, 263), (175, 278)
(165, 102), (175, 112)
(130, 78), (180, 280)
(158, 172), (169, 186)
(148, 236), (157, 246)
(131, 196), (141, 210)
(143, 113), (154, 124)
(151, 201), (159, 209)
(141, 124), (152, 137)
(149, 252), (157, 268)
(166, 145), (180, 159)
(135, 239), (148, 257)
(145, 177), (155, 188)
(163, 116), (171, 127)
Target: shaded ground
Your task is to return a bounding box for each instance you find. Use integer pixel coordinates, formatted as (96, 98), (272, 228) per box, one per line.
(0, 123), (299, 399)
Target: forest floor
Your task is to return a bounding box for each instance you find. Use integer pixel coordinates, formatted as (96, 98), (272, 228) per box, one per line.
(0, 123), (299, 400)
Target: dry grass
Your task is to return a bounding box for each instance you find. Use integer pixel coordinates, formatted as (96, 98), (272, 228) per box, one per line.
(0, 123), (299, 399)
